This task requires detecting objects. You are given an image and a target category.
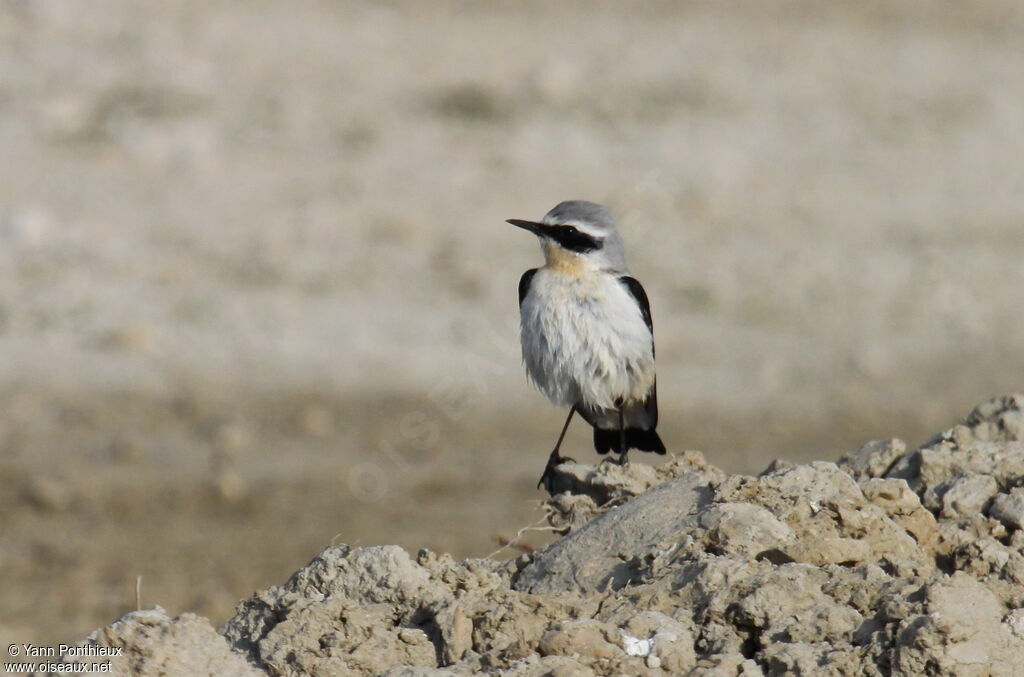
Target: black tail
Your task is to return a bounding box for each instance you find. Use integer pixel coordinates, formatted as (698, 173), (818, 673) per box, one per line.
(593, 428), (666, 455)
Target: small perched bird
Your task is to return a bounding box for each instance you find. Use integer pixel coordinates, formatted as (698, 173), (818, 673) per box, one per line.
(506, 200), (665, 490)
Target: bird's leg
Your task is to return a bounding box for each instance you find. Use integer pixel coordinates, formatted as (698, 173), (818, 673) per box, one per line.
(616, 407), (629, 466)
(550, 405), (577, 462)
(538, 406), (577, 490)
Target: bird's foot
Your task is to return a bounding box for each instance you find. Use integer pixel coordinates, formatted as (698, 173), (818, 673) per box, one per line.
(536, 450), (575, 490)
(614, 450), (630, 466)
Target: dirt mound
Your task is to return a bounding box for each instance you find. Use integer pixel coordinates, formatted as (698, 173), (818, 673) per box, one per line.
(38, 394), (1024, 676)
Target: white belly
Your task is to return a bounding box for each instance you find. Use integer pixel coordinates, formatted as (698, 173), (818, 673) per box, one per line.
(520, 269), (655, 410)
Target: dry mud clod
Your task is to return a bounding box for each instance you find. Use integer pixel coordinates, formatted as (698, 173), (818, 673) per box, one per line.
(39, 394), (1024, 676)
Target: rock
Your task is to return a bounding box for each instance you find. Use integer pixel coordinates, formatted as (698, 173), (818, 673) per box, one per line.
(837, 438), (906, 481)
(762, 642), (864, 676)
(957, 393), (1024, 443)
(36, 607), (263, 677)
(513, 469), (717, 594)
(892, 574), (1024, 677)
(886, 395), (1024, 500)
(891, 440), (1024, 500)
(52, 394), (1024, 677)
(697, 502), (795, 559)
(989, 488), (1024, 530)
(542, 450), (725, 508)
(542, 460), (662, 505)
(689, 653), (765, 676)
(222, 545), (443, 674)
(538, 619), (624, 661)
(435, 604), (473, 664)
(544, 492), (604, 533)
(860, 478), (938, 550)
(716, 463), (933, 574)
(938, 472), (998, 518)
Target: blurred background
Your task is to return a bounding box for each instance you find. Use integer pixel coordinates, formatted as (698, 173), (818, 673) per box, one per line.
(2, 0), (1023, 646)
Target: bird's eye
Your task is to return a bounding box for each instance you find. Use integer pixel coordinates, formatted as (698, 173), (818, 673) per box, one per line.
(563, 226), (578, 235)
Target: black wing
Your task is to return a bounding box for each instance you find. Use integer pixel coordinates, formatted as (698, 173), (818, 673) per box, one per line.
(619, 276), (658, 426)
(618, 276), (653, 337)
(519, 268), (539, 307)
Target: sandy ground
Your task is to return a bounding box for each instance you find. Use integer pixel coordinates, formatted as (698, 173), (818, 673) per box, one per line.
(2, 0), (1023, 646)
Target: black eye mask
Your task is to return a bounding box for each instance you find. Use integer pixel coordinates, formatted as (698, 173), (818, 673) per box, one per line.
(545, 225), (602, 253)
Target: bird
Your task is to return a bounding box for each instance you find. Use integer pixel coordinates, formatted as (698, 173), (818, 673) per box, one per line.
(506, 200), (665, 491)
